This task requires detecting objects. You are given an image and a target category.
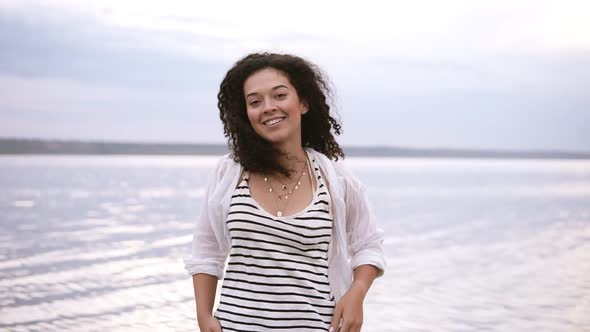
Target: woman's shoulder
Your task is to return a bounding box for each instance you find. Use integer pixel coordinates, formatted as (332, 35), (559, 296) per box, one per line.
(209, 153), (241, 181)
(307, 148), (362, 191)
(215, 153), (239, 168)
(307, 149), (353, 177)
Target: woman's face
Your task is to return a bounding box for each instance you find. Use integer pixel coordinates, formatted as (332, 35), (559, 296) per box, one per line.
(243, 68), (306, 148)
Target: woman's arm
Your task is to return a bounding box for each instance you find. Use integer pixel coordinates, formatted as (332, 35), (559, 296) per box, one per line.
(329, 264), (380, 332)
(185, 156), (238, 331)
(351, 264), (380, 297)
(193, 273), (222, 332)
(328, 159), (386, 331)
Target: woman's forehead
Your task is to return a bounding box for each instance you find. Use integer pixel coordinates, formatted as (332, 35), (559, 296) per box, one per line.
(244, 68), (293, 95)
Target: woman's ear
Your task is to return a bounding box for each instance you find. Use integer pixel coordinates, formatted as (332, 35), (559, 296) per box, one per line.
(301, 101), (309, 114)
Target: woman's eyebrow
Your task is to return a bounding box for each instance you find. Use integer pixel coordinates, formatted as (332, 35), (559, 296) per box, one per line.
(245, 85), (289, 98)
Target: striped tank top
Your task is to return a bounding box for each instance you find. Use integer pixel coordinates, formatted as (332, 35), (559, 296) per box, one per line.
(214, 155), (336, 331)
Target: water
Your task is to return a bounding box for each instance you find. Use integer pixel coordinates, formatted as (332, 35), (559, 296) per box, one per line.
(0, 155), (589, 331)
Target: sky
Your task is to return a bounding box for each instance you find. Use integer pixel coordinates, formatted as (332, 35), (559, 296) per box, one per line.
(0, 0), (589, 151)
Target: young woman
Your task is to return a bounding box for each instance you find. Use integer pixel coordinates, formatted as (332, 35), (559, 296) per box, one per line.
(184, 53), (385, 332)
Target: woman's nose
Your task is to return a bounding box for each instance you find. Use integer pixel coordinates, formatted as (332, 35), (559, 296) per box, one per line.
(262, 98), (276, 113)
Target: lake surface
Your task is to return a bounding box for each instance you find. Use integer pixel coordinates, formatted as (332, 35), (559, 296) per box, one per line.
(1, 155), (589, 331)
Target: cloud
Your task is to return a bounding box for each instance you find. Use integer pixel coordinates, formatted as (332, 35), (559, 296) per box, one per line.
(0, 75), (216, 113)
(0, 0), (589, 150)
(0, 8), (228, 90)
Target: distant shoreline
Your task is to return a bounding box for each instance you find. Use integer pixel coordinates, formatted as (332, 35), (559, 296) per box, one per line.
(1, 138), (589, 160)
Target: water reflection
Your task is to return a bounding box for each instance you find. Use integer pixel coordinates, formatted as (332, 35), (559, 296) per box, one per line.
(0, 156), (589, 331)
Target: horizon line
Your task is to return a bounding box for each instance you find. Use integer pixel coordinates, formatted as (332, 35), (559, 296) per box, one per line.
(1, 137), (590, 159)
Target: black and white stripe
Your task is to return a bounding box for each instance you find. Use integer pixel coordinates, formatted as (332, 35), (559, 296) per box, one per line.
(215, 156), (335, 331)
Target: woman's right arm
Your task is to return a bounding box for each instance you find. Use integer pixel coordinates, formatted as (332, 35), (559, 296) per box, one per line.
(193, 273), (222, 331)
(184, 155), (236, 331)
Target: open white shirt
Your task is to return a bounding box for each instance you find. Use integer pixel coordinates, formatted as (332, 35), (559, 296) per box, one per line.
(184, 148), (386, 302)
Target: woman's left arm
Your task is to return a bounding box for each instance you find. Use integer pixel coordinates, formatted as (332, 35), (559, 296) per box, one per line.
(329, 163), (386, 331)
(329, 264), (380, 332)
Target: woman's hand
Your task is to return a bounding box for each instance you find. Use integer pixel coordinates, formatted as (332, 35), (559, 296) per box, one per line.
(330, 264), (379, 332)
(329, 283), (366, 332)
(198, 315), (222, 332)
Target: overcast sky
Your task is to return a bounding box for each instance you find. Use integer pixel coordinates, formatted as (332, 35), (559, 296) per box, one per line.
(1, 0), (589, 151)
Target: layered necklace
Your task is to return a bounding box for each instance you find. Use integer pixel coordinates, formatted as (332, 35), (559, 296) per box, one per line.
(263, 157), (309, 217)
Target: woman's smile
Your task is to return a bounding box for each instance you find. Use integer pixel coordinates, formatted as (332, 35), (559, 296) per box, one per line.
(263, 116), (286, 127)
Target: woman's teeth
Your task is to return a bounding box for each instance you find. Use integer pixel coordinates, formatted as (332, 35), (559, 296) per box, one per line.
(264, 117), (284, 126)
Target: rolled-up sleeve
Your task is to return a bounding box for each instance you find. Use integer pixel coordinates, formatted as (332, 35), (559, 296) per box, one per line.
(344, 173), (386, 278)
(183, 157), (231, 279)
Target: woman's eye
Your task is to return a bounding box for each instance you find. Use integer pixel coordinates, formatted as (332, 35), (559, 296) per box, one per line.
(249, 100), (260, 106)
(276, 93), (287, 98)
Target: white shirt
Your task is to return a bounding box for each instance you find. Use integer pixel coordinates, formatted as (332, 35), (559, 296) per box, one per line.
(184, 148), (386, 302)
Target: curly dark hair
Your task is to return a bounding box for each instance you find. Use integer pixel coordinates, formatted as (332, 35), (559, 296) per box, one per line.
(217, 52), (344, 175)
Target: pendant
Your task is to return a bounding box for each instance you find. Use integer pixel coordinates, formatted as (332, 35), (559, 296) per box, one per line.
(277, 211), (283, 217)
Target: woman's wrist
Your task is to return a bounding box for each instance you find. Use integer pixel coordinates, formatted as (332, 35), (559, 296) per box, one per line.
(350, 280), (370, 300)
(197, 312), (214, 323)
(197, 311), (211, 316)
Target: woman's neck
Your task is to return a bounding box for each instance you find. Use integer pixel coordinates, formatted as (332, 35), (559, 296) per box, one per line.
(271, 139), (306, 177)
(269, 145), (307, 178)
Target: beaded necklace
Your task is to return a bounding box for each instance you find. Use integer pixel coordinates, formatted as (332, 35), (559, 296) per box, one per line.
(263, 157), (309, 217)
